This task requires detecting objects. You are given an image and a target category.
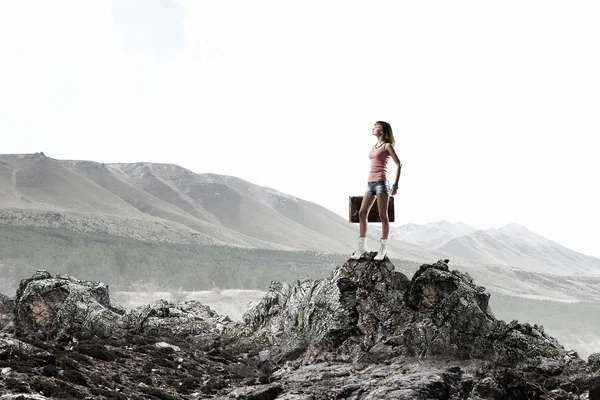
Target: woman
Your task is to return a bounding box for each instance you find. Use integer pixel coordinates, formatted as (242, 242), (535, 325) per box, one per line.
(351, 121), (402, 261)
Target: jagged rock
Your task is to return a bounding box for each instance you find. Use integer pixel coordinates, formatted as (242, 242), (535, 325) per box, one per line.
(241, 253), (407, 361)
(471, 376), (504, 400)
(398, 259), (496, 359)
(404, 259), (494, 317)
(0, 293), (13, 312)
(1, 395), (51, 400)
(1, 261), (598, 399)
(1, 321), (14, 335)
(0, 338), (55, 364)
(589, 352), (600, 370)
(155, 341), (181, 352)
(13, 270), (124, 341)
(11, 270), (234, 343)
(266, 358), (555, 400)
(396, 261), (582, 373)
(122, 299), (234, 337)
(241, 256), (585, 375)
(0, 293), (14, 333)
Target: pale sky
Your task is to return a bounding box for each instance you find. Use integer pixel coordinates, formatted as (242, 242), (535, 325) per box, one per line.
(1, 1), (599, 258)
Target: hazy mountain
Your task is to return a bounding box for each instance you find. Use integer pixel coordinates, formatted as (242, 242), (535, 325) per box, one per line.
(371, 220), (478, 248)
(3, 153), (599, 276)
(0, 153), (449, 262)
(438, 223), (600, 275)
(370, 219), (600, 276)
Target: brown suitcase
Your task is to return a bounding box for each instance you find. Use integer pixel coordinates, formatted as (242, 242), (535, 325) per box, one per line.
(349, 196), (395, 223)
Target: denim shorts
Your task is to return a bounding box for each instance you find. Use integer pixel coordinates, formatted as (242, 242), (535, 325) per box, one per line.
(365, 180), (390, 195)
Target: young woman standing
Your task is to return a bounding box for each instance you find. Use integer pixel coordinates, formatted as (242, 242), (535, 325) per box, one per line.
(350, 121), (402, 261)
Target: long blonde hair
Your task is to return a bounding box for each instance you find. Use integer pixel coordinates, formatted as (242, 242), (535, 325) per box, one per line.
(376, 121), (395, 146)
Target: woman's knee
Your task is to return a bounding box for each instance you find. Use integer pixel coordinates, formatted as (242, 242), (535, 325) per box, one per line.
(378, 211), (388, 221)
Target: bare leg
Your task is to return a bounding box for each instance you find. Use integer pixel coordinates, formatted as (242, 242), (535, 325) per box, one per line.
(376, 192), (390, 239)
(350, 193), (377, 259)
(358, 193), (377, 237)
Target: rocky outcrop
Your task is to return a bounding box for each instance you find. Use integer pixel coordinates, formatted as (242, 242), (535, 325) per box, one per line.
(122, 298), (235, 337)
(399, 260), (579, 372)
(589, 352), (600, 371)
(1, 258), (599, 399)
(0, 332), (265, 399)
(0, 338), (55, 365)
(242, 256), (583, 376)
(241, 256), (410, 360)
(12, 270), (236, 343)
(213, 358), (589, 400)
(13, 270), (125, 341)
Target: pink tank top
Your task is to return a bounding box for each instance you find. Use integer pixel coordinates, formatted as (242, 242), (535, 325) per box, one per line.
(368, 143), (390, 182)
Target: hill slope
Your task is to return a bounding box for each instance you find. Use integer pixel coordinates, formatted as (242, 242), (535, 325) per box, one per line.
(375, 220), (600, 275)
(438, 224), (600, 274)
(0, 153), (449, 262)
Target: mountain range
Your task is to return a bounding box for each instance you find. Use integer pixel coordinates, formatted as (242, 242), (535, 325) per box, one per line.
(371, 221), (600, 275)
(0, 153), (448, 261)
(3, 153), (598, 361)
(1, 153), (599, 279)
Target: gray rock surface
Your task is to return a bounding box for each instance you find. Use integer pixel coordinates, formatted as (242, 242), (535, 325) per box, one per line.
(241, 255), (409, 361)
(0, 293), (13, 333)
(0, 337), (55, 364)
(122, 298), (235, 337)
(1, 259), (599, 399)
(588, 352), (600, 371)
(13, 270), (124, 341)
(241, 255), (584, 376)
(12, 269), (236, 344)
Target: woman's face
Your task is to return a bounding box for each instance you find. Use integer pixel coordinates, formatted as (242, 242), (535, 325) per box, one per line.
(372, 124), (383, 137)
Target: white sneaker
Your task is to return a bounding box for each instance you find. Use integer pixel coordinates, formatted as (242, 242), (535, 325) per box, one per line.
(374, 239), (388, 261)
(350, 237), (368, 259)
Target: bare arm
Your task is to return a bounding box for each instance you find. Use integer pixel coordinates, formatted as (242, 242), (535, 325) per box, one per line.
(386, 143), (402, 189)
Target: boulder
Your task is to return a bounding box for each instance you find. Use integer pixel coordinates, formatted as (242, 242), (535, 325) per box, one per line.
(242, 256), (584, 373)
(123, 299), (234, 337)
(589, 352), (600, 371)
(11, 270), (234, 343)
(13, 270), (124, 341)
(397, 260), (575, 372)
(0, 293), (14, 333)
(242, 253), (407, 360)
(0, 337), (55, 364)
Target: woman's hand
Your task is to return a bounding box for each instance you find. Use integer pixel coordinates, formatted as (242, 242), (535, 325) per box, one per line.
(391, 188), (397, 196)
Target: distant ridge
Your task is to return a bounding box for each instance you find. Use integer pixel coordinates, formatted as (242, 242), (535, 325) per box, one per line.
(0, 153), (449, 262)
(375, 220), (600, 275)
(3, 153), (598, 275)
(371, 220), (478, 248)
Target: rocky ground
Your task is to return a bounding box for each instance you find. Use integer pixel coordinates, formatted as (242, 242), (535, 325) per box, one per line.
(1, 255), (599, 399)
